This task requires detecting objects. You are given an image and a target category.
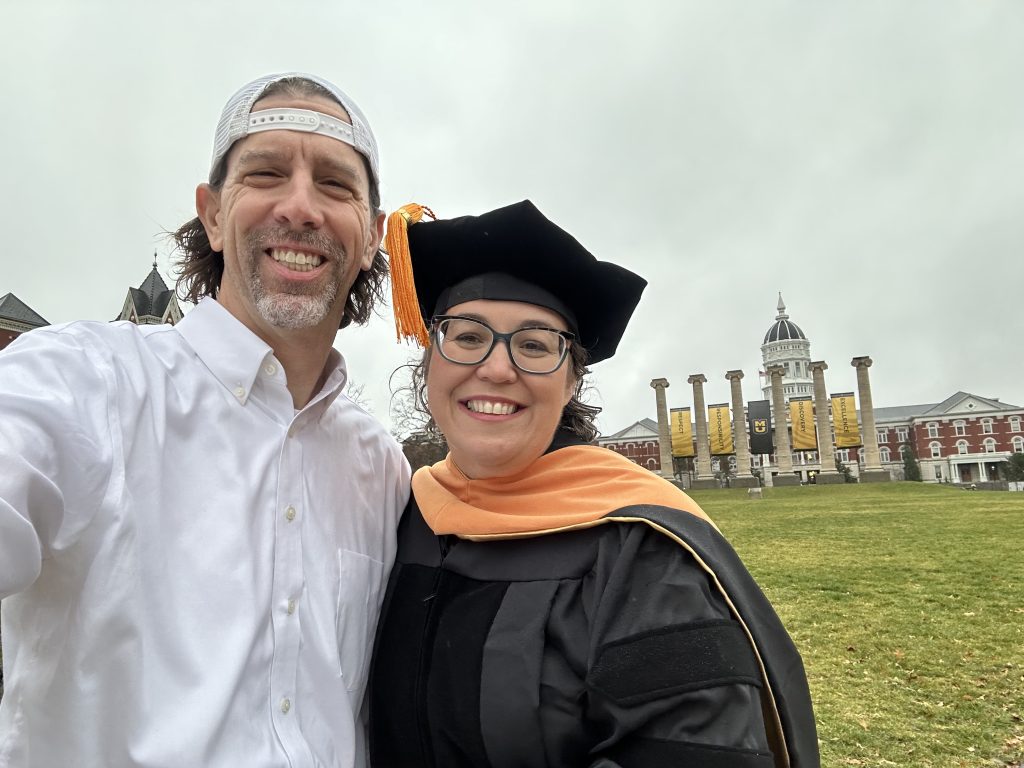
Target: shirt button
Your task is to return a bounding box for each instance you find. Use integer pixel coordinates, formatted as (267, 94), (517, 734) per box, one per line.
(285, 506), (297, 522)
(280, 698), (291, 714)
(263, 362), (278, 376)
(287, 598), (296, 615)
(233, 386), (245, 399)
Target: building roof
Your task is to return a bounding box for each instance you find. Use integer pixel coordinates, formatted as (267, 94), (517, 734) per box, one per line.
(874, 403), (939, 423)
(601, 417), (659, 441)
(119, 259), (177, 322)
(762, 293), (807, 344)
(871, 392), (1021, 425)
(920, 391), (1020, 414)
(0, 292), (49, 327)
(134, 262), (174, 317)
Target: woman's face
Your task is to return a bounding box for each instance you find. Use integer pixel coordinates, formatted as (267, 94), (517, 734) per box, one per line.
(427, 299), (576, 479)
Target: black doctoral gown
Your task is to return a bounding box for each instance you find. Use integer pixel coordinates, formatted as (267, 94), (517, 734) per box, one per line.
(368, 445), (818, 768)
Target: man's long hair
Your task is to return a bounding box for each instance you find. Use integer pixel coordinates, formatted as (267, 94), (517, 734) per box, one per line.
(171, 77), (387, 328)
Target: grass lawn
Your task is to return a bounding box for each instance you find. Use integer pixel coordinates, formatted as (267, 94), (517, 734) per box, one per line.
(689, 482), (1024, 767)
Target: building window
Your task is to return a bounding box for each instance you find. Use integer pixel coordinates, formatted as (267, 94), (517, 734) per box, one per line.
(957, 440), (969, 455)
(880, 447), (891, 462)
(983, 438), (996, 453)
(897, 427), (908, 442)
(1013, 436), (1024, 454)
(1010, 416), (1021, 433)
(930, 442), (942, 459)
(927, 423), (939, 438)
(954, 421), (966, 437)
(877, 429), (888, 443)
(935, 466), (943, 481)
(836, 449), (850, 463)
(981, 419), (993, 435)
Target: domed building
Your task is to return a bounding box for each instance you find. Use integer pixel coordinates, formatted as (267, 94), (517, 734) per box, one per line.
(759, 293), (813, 402)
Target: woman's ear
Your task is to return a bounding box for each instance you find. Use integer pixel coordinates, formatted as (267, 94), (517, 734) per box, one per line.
(563, 371), (577, 407)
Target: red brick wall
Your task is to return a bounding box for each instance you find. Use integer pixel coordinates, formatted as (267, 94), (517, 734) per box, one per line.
(0, 329), (22, 351)
(603, 439), (661, 472)
(874, 414), (1024, 458)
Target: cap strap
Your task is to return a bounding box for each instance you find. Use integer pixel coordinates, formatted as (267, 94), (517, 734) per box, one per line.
(385, 203), (435, 347)
(247, 108), (357, 149)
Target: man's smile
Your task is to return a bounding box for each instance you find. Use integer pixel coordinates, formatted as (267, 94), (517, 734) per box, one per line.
(268, 247), (325, 272)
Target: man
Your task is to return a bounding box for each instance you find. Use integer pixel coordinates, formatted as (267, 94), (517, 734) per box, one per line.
(0, 73), (410, 767)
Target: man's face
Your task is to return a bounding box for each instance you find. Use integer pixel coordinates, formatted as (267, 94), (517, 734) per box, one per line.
(196, 92), (383, 340)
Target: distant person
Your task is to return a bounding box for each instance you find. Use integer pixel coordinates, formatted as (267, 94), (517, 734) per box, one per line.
(367, 201), (819, 767)
(0, 72), (410, 767)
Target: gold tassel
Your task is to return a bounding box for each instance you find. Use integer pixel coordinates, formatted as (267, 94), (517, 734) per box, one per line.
(385, 203), (435, 347)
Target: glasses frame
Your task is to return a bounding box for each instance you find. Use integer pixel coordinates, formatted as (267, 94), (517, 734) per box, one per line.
(430, 314), (576, 375)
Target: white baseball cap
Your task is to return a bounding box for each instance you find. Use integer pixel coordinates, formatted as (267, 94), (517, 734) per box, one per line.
(209, 72), (380, 187)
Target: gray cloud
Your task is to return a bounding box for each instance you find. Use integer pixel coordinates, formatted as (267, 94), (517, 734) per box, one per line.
(2, 0), (1021, 435)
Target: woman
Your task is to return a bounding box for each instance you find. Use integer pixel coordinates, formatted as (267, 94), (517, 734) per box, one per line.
(369, 201), (818, 768)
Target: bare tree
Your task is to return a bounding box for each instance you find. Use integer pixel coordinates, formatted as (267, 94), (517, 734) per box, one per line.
(389, 361), (448, 471)
(344, 379), (372, 413)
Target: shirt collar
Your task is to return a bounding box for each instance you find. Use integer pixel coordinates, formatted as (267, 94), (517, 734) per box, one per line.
(175, 297), (348, 409)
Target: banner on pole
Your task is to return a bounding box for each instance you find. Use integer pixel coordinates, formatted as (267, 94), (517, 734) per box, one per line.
(708, 403), (734, 455)
(831, 392), (862, 448)
(747, 399), (773, 455)
(670, 407), (694, 457)
(790, 396), (817, 451)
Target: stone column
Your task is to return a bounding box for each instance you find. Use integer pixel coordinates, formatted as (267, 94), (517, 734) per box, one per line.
(809, 361), (842, 483)
(688, 374), (717, 488)
(650, 378), (673, 478)
(852, 356), (892, 482)
(767, 365), (800, 486)
(725, 370), (758, 487)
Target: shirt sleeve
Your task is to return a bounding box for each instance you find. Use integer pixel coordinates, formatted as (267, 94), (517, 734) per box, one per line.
(582, 523), (776, 768)
(0, 329), (115, 598)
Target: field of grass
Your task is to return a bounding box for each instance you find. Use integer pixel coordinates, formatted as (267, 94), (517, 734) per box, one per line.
(688, 482), (1024, 767)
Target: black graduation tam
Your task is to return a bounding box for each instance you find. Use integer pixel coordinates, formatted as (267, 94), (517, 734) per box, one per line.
(388, 200), (646, 365)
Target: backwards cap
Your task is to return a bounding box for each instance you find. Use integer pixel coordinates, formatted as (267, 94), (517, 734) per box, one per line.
(385, 201), (647, 365)
(209, 72), (380, 185)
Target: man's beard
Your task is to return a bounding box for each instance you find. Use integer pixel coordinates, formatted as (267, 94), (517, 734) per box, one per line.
(242, 227), (349, 330)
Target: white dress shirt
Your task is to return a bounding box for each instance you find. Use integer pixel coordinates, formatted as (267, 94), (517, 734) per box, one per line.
(0, 297), (410, 768)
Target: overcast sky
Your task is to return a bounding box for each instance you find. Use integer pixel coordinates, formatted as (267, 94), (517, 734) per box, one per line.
(3, 1), (1021, 435)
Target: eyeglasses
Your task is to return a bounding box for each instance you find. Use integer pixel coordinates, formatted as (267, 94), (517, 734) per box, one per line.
(431, 315), (575, 375)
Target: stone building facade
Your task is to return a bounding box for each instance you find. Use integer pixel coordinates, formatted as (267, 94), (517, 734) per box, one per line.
(602, 295), (1022, 484)
(759, 294), (813, 402)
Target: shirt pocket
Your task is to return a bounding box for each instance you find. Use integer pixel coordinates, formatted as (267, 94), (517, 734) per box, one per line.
(335, 548), (385, 701)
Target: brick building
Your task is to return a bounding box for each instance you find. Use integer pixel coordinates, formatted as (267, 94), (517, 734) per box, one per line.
(2, 260), (180, 351)
(0, 293), (48, 351)
(872, 392), (1023, 483)
(597, 418), (662, 472)
(602, 295), (1022, 483)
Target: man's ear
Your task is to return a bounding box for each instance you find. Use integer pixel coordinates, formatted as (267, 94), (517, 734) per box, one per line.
(361, 209), (386, 271)
(195, 183), (224, 252)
